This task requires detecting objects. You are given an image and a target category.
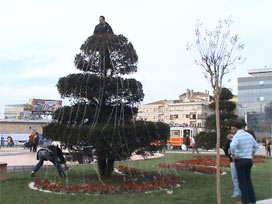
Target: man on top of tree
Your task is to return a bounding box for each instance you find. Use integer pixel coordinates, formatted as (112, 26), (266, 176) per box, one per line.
(94, 16), (113, 34)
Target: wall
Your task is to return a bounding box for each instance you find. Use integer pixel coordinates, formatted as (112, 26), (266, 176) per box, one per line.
(0, 121), (48, 134)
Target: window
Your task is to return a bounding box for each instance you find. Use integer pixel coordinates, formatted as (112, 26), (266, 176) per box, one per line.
(173, 131), (180, 136)
(190, 114), (196, 120)
(158, 106), (164, 112)
(170, 115), (178, 120)
(158, 114), (164, 121)
(197, 114), (203, 119)
(186, 114), (190, 118)
(184, 106), (191, 110)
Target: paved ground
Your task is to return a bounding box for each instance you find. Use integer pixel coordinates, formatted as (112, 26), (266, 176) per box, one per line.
(257, 198), (272, 204)
(0, 147), (53, 166)
(0, 147), (163, 168)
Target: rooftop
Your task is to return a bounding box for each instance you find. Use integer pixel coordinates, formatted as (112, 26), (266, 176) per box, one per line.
(248, 67), (272, 76)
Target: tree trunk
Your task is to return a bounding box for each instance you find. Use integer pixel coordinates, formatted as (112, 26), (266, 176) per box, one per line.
(97, 155), (115, 178)
(98, 157), (106, 176)
(105, 157), (115, 177)
(215, 91), (222, 204)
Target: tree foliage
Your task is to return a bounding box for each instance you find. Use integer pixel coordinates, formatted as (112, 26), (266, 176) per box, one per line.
(43, 32), (169, 177)
(196, 88), (238, 149)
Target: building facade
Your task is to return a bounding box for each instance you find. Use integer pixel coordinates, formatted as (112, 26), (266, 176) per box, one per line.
(238, 68), (272, 139)
(4, 104), (32, 119)
(4, 98), (62, 120)
(137, 90), (213, 133)
(0, 119), (50, 145)
(0, 119), (49, 134)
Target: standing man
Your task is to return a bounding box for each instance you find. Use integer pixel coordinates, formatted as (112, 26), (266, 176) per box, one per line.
(230, 120), (258, 204)
(224, 133), (241, 198)
(191, 136), (199, 154)
(32, 132), (39, 152)
(29, 133), (35, 152)
(265, 138), (271, 156)
(94, 16), (113, 34)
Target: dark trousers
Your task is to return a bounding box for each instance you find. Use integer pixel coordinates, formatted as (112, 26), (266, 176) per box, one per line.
(33, 144), (38, 152)
(235, 159), (256, 204)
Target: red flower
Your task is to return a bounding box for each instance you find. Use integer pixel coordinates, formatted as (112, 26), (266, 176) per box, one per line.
(34, 167), (180, 195)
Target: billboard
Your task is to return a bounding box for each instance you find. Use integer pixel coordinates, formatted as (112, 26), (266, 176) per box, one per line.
(31, 99), (62, 113)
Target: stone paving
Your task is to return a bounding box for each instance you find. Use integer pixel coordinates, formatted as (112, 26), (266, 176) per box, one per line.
(257, 198), (272, 204)
(0, 147), (163, 170)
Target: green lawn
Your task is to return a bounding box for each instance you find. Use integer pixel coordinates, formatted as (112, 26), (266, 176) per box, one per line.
(0, 154), (271, 204)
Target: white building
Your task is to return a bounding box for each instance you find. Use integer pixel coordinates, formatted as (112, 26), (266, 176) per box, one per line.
(137, 89), (213, 133)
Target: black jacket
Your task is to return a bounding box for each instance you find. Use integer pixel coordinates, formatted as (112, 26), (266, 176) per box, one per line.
(224, 139), (233, 162)
(37, 145), (66, 164)
(94, 22), (113, 34)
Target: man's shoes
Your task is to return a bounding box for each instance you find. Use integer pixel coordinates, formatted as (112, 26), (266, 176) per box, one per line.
(31, 172), (35, 177)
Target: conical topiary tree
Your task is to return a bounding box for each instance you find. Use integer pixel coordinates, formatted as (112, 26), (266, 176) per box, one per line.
(43, 32), (169, 177)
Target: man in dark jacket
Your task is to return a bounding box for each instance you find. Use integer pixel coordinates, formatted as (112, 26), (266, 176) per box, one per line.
(31, 142), (68, 177)
(224, 133), (241, 198)
(94, 16), (113, 34)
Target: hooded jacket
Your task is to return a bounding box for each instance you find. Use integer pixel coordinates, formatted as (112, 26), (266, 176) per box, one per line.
(94, 22), (113, 34)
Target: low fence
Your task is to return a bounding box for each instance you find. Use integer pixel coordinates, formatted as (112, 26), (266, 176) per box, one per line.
(7, 165), (55, 173)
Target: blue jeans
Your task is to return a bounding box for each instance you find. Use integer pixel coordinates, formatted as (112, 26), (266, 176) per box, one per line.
(230, 162), (241, 196)
(33, 150), (65, 177)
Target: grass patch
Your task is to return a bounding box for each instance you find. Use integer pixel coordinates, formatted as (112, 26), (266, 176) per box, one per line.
(0, 154), (271, 204)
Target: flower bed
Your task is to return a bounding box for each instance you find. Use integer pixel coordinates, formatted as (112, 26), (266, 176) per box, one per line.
(193, 155), (266, 164)
(116, 165), (142, 176)
(157, 163), (220, 174)
(34, 166), (181, 195)
(177, 159), (230, 168)
(157, 155), (267, 174)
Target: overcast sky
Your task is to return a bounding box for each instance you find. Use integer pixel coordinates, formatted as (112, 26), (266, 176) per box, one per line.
(0, 0), (272, 117)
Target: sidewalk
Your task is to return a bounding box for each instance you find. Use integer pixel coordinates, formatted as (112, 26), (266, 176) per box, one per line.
(0, 147), (163, 172)
(257, 198), (272, 204)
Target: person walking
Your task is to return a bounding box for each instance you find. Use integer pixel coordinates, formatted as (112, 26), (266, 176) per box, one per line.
(230, 120), (258, 204)
(191, 136), (199, 154)
(265, 138), (271, 156)
(184, 135), (190, 151)
(31, 142), (69, 177)
(32, 132), (39, 152)
(1, 136), (4, 147)
(224, 133), (241, 198)
(29, 133), (35, 152)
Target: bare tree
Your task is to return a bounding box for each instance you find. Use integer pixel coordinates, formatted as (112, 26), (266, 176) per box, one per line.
(187, 18), (245, 204)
